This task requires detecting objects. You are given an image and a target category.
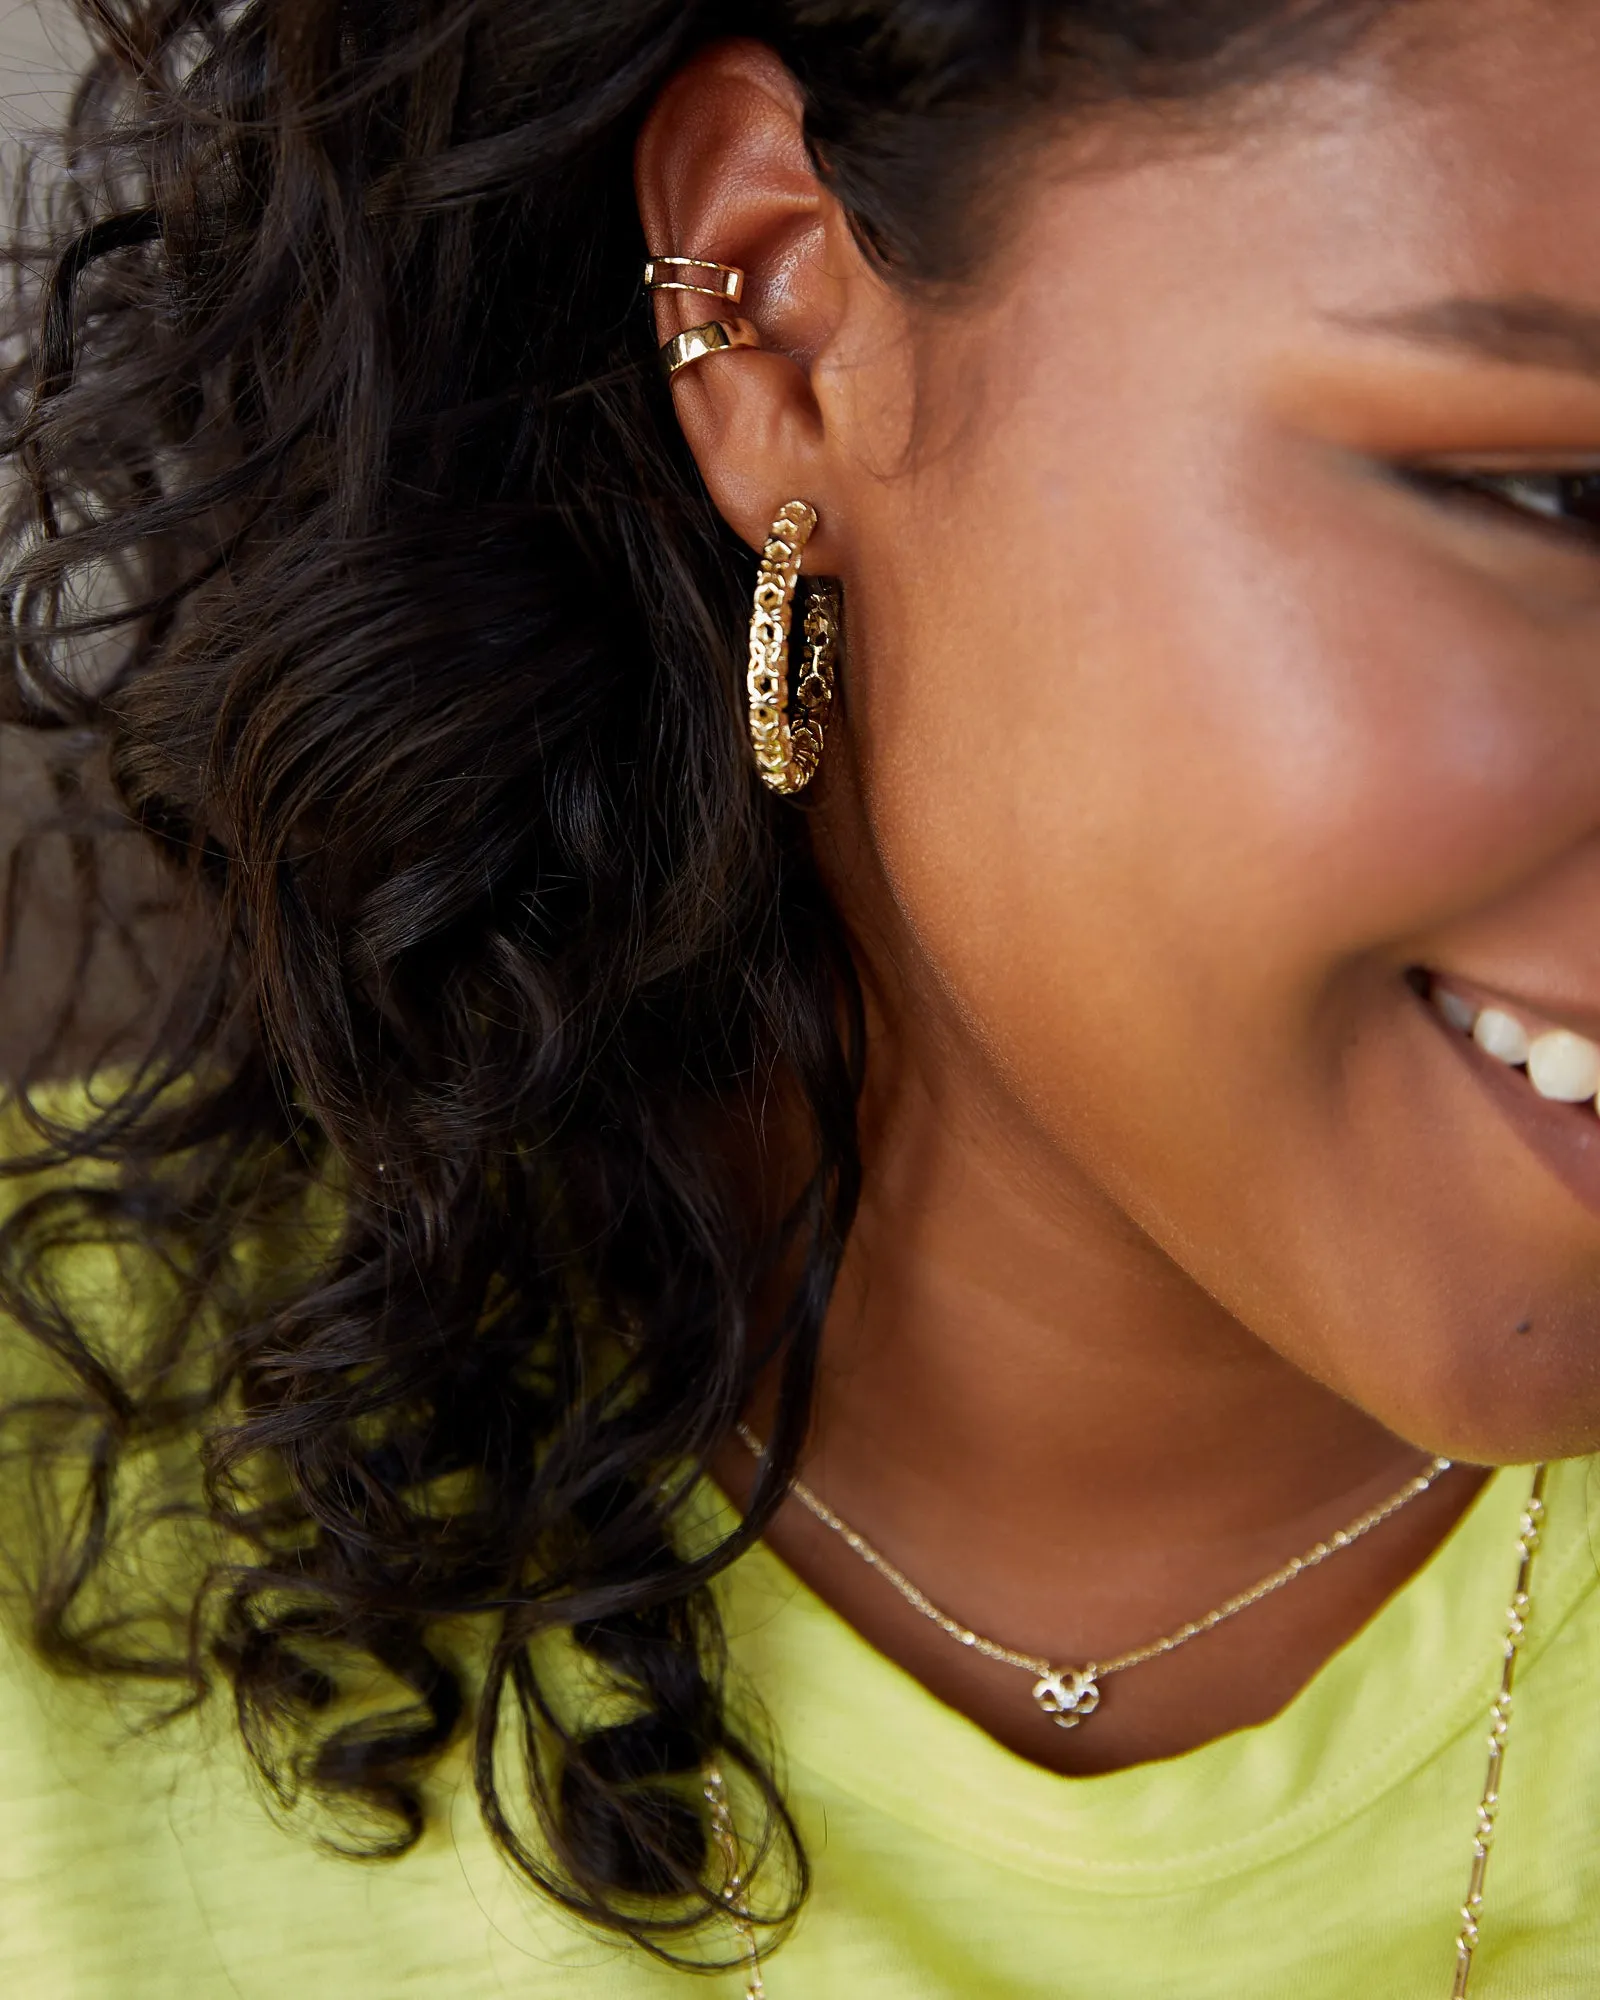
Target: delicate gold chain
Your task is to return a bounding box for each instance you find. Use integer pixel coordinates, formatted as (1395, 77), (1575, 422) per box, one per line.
(724, 1433), (1547, 1993)
(718, 1443), (1550, 1996)
(1451, 1464), (1548, 1998)
(737, 1423), (1452, 1713)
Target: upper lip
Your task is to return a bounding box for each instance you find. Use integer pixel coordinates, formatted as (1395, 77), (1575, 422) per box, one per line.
(1427, 969), (1600, 1048)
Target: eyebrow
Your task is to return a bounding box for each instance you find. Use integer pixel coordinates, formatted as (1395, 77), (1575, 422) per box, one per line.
(1342, 296), (1600, 380)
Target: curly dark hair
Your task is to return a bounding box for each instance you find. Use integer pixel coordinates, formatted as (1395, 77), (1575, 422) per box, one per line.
(0, 0), (1405, 1969)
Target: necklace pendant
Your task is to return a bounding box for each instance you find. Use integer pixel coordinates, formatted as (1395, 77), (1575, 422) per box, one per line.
(1032, 1666), (1101, 1728)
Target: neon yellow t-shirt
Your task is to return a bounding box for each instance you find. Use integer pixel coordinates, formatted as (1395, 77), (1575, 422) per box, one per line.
(1, 1453), (1598, 1996)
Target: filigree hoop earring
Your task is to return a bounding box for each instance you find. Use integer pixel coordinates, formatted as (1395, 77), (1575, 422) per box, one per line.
(747, 500), (839, 796)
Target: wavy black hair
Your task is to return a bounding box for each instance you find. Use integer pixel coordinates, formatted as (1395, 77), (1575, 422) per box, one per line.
(0, 0), (1405, 1969)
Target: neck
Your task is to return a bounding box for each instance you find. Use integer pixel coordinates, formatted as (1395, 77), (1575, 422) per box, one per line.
(823, 1013), (1421, 1534)
(736, 993), (1483, 1775)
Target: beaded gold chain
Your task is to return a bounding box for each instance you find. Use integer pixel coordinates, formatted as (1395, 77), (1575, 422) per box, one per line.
(702, 1765), (765, 1998)
(709, 1453), (1550, 1998)
(1451, 1464), (1548, 1997)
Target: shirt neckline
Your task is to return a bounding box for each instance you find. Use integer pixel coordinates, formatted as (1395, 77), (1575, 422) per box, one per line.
(713, 1456), (1600, 1892)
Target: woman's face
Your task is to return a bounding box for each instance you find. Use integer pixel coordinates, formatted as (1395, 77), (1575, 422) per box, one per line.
(810, 0), (1600, 1461)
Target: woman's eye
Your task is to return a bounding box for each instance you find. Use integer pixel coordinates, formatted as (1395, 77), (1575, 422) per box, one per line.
(1414, 467), (1600, 542)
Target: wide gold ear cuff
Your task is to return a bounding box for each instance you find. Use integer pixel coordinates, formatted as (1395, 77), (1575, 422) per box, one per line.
(659, 316), (761, 379)
(747, 501), (839, 796)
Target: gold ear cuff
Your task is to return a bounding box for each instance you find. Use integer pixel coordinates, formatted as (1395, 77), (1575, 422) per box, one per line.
(747, 501), (839, 796)
(643, 255), (744, 303)
(659, 317), (761, 379)
(644, 254), (763, 379)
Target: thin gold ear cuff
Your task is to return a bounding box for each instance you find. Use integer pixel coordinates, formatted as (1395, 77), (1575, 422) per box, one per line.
(643, 255), (745, 303)
(660, 317), (762, 380)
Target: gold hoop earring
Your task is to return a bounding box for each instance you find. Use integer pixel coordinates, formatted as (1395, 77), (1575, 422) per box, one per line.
(747, 501), (840, 796)
(660, 317), (762, 380)
(642, 255), (745, 303)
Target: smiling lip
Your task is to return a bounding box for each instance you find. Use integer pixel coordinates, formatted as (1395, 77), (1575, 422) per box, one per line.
(1422, 979), (1600, 1218)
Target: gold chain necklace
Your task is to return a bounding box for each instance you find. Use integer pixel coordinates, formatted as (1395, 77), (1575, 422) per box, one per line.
(716, 1440), (1549, 2000)
(1452, 1464), (1547, 1997)
(736, 1423), (1453, 1729)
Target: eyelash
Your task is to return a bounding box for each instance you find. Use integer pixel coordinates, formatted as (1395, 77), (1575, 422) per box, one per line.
(1416, 468), (1600, 543)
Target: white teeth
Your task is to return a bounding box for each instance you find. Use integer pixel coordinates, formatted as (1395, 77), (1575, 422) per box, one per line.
(1436, 982), (1600, 1111)
(1527, 1028), (1600, 1103)
(1474, 1007), (1532, 1068)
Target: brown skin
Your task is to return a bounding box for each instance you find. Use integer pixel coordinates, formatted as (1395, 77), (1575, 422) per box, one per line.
(636, 4), (1600, 1777)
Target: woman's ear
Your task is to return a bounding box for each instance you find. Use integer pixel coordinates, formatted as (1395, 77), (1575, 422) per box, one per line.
(634, 38), (888, 568)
